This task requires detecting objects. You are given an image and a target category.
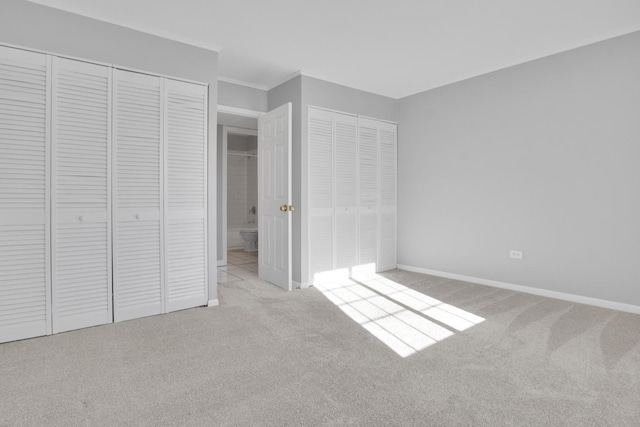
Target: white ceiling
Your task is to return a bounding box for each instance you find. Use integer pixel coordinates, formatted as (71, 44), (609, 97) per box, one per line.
(26, 0), (640, 98)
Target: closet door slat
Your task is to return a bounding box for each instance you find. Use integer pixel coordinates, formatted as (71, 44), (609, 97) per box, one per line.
(0, 46), (51, 344)
(378, 122), (397, 271)
(358, 118), (379, 268)
(51, 57), (112, 333)
(308, 108), (334, 283)
(113, 70), (164, 321)
(165, 79), (208, 312)
(334, 112), (358, 271)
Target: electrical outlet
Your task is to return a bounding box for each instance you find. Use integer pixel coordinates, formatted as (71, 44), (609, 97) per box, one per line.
(510, 250), (523, 260)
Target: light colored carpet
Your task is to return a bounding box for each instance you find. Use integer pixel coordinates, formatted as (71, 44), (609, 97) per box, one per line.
(1, 267), (640, 426)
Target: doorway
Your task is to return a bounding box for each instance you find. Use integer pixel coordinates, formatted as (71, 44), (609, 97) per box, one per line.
(217, 106), (260, 269)
(216, 103), (293, 291)
(226, 128), (258, 269)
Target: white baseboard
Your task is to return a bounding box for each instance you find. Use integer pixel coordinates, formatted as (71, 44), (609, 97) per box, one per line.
(207, 299), (219, 307)
(397, 264), (640, 315)
(294, 281), (311, 289)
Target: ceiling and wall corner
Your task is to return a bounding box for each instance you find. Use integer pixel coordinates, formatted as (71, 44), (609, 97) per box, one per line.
(21, 0), (640, 99)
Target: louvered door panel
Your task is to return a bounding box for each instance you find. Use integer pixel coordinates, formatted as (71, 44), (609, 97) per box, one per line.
(378, 123), (397, 271)
(51, 58), (112, 333)
(0, 46), (51, 343)
(334, 112), (358, 270)
(358, 118), (379, 267)
(113, 70), (163, 321)
(308, 107), (334, 281)
(165, 79), (208, 312)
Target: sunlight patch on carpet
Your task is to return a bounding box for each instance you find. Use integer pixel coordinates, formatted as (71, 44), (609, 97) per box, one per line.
(314, 265), (484, 357)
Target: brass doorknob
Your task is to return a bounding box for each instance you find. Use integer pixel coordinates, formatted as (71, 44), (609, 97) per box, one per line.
(289, 205), (296, 211)
(280, 205), (288, 212)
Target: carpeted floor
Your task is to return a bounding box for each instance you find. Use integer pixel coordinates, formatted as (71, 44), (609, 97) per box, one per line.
(1, 265), (640, 426)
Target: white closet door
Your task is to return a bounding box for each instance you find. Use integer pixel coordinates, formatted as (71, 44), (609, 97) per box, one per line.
(113, 70), (163, 321)
(357, 117), (379, 268)
(378, 122), (397, 271)
(0, 46), (51, 343)
(308, 107), (334, 282)
(51, 57), (112, 333)
(164, 79), (208, 312)
(334, 112), (358, 271)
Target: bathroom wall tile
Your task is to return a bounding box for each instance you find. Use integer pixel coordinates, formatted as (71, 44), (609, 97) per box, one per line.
(227, 154), (248, 229)
(247, 155), (258, 224)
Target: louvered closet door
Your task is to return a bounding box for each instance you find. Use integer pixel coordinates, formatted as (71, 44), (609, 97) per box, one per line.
(308, 107), (334, 282)
(164, 79), (208, 312)
(358, 117), (379, 268)
(378, 122), (397, 271)
(113, 70), (163, 321)
(51, 58), (112, 333)
(334, 112), (358, 271)
(0, 46), (51, 343)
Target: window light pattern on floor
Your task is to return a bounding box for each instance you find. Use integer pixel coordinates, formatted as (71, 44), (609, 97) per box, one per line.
(314, 265), (484, 358)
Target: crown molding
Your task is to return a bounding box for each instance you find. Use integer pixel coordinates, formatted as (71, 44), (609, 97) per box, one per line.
(267, 69), (399, 99)
(297, 70), (398, 99)
(267, 70), (398, 99)
(25, 0), (220, 52)
(267, 71), (303, 91)
(217, 76), (268, 91)
(400, 23), (640, 99)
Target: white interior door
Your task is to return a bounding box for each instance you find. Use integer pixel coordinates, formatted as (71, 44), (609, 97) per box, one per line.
(0, 46), (51, 343)
(334, 112), (358, 271)
(358, 117), (379, 269)
(308, 108), (359, 283)
(164, 79), (208, 312)
(113, 69), (164, 321)
(51, 57), (112, 333)
(378, 121), (397, 271)
(258, 102), (292, 290)
(308, 107), (333, 282)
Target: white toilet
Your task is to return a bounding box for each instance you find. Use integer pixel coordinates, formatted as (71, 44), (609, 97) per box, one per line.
(239, 228), (258, 252)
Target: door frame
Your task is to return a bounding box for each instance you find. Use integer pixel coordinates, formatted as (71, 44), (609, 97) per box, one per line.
(217, 104), (262, 267)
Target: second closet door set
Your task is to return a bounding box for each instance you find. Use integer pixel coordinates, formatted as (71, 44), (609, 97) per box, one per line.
(0, 45), (208, 344)
(308, 107), (397, 283)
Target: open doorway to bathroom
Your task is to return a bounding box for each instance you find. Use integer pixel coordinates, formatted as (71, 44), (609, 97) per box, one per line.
(226, 129), (258, 271)
(217, 106), (261, 275)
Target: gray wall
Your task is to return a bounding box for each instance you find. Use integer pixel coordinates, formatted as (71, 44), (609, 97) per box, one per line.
(218, 80), (268, 112)
(228, 134), (257, 151)
(398, 31), (640, 306)
(0, 0), (217, 84)
(302, 76), (398, 122)
(268, 76), (303, 283)
(1, 0), (220, 301)
(267, 75), (398, 286)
